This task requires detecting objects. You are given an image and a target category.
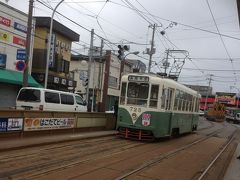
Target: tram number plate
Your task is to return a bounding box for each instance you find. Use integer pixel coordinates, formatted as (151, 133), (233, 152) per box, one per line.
(130, 107), (141, 113)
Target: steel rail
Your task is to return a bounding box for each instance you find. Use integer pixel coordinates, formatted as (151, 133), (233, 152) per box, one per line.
(116, 128), (223, 180)
(198, 130), (237, 180)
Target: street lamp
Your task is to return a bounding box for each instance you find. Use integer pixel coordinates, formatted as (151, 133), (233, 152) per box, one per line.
(120, 51), (140, 77)
(44, 0), (64, 88)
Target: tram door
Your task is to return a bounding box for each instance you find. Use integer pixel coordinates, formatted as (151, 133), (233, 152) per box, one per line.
(161, 87), (174, 135)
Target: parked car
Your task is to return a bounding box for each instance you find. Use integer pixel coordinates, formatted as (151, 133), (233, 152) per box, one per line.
(199, 110), (204, 116)
(16, 87), (87, 112)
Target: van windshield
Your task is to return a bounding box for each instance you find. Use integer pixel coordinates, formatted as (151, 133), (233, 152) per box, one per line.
(17, 89), (40, 102)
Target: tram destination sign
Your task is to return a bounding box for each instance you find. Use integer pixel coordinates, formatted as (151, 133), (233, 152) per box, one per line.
(128, 75), (149, 82)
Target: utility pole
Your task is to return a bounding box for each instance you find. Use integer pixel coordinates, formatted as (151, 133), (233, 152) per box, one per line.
(98, 39), (104, 111)
(86, 29), (94, 112)
(148, 24), (156, 73)
(23, 0), (34, 87)
(204, 74), (213, 113)
(164, 49), (169, 75)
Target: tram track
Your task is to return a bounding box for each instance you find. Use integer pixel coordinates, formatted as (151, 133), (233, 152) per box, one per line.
(116, 128), (226, 180)
(0, 138), (147, 179)
(0, 136), (118, 161)
(0, 121), (234, 180)
(197, 130), (237, 180)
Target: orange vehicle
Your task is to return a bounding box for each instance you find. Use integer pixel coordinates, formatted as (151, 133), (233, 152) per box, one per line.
(205, 102), (225, 122)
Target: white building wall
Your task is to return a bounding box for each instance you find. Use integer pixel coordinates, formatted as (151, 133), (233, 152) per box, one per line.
(70, 53), (133, 99)
(0, 2), (34, 72)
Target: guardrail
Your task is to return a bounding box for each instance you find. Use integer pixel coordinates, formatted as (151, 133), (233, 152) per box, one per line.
(0, 109), (116, 138)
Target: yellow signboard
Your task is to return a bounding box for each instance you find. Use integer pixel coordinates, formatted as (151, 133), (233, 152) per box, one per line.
(0, 31), (10, 42)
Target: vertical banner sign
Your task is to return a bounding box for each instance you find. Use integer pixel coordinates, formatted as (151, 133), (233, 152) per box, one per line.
(48, 33), (56, 68)
(0, 118), (8, 132)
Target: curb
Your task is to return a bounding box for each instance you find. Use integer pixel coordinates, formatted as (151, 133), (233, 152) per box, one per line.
(0, 131), (118, 152)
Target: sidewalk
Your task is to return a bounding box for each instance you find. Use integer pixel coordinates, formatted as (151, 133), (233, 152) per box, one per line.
(224, 143), (240, 180)
(0, 130), (118, 152)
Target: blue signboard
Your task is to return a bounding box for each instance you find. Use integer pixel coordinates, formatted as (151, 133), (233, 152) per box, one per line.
(14, 22), (27, 33)
(16, 49), (26, 61)
(0, 118), (8, 132)
(0, 53), (6, 69)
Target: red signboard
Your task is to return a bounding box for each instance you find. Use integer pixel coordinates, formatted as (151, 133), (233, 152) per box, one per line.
(0, 16), (11, 27)
(13, 36), (26, 47)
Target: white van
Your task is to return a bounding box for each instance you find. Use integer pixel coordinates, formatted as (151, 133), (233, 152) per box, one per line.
(16, 87), (87, 112)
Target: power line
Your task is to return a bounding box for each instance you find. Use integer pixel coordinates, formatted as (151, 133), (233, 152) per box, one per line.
(110, 0), (240, 41)
(182, 67), (240, 72)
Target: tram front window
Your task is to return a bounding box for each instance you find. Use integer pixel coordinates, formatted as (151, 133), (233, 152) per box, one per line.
(127, 82), (149, 106)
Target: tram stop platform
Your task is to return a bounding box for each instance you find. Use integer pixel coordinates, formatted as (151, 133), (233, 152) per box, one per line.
(0, 130), (118, 152)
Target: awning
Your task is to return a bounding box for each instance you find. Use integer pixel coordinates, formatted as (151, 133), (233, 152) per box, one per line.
(0, 69), (42, 87)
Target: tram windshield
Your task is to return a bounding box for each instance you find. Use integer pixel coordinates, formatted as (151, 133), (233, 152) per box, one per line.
(127, 82), (149, 106)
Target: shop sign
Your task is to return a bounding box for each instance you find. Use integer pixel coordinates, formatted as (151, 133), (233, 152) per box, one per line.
(7, 118), (23, 131)
(13, 36), (26, 47)
(24, 118), (75, 131)
(0, 53), (7, 69)
(0, 118), (23, 132)
(0, 118), (7, 132)
(0, 16), (11, 27)
(14, 22), (27, 33)
(53, 77), (59, 84)
(16, 49), (26, 60)
(215, 92), (236, 105)
(68, 80), (73, 87)
(0, 31), (10, 42)
(61, 78), (66, 85)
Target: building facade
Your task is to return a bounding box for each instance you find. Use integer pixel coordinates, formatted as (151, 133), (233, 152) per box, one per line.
(185, 84), (212, 96)
(70, 51), (144, 112)
(0, 2), (40, 108)
(31, 17), (79, 91)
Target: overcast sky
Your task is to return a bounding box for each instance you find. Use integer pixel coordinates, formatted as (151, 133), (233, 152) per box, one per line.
(1, 0), (240, 93)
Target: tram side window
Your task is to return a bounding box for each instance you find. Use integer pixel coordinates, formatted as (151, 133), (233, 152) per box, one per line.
(174, 89), (180, 110)
(189, 95), (193, 112)
(195, 98), (200, 112)
(150, 85), (159, 108)
(120, 82), (126, 105)
(166, 88), (174, 110)
(161, 88), (167, 109)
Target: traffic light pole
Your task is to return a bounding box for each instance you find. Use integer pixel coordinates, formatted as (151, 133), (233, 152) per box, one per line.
(23, 0), (34, 87)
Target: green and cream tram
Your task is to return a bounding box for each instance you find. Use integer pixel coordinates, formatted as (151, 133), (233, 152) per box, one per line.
(117, 73), (201, 140)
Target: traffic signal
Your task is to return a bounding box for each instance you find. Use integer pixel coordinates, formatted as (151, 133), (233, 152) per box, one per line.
(117, 45), (124, 60)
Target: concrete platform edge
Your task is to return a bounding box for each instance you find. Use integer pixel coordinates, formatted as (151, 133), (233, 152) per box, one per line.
(0, 130), (118, 152)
